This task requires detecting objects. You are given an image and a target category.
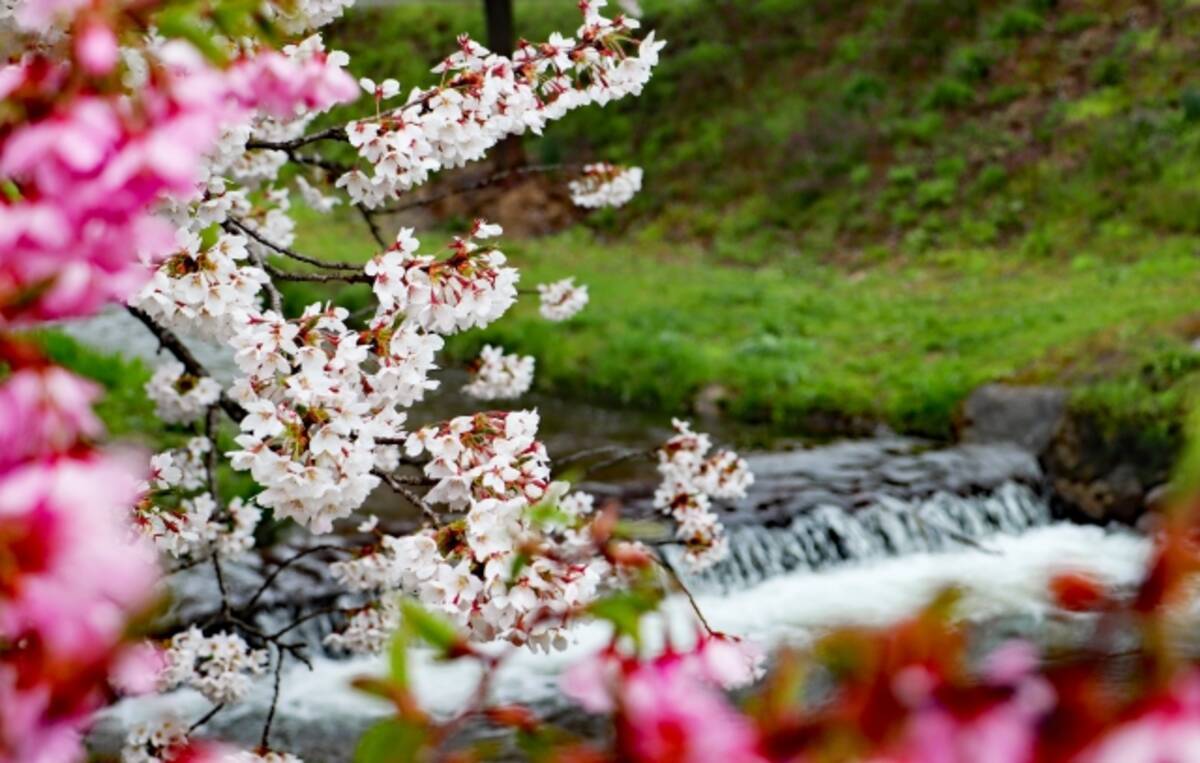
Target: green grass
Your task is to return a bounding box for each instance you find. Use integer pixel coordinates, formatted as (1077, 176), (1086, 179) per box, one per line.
(34, 0), (1200, 457)
(290, 208), (1200, 439)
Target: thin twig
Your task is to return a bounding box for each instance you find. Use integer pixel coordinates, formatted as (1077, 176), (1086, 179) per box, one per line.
(126, 306), (246, 422)
(578, 448), (652, 479)
(188, 703), (226, 734)
(241, 544), (349, 611)
(212, 553), (231, 620)
(245, 125), (347, 151)
(356, 203), (388, 248)
(374, 469), (441, 526)
(265, 264), (371, 284)
(379, 163), (578, 215)
(203, 406), (221, 503)
(245, 246), (283, 313)
(655, 552), (714, 636)
(260, 647), (286, 749)
(226, 217), (362, 271)
(267, 605), (358, 640)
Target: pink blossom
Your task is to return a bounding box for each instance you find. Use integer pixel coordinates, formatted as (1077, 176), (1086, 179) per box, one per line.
(109, 641), (167, 696)
(14, 0), (88, 31)
(1078, 670), (1200, 763)
(228, 47), (358, 119)
(74, 20), (120, 76)
(0, 453), (156, 656)
(619, 659), (764, 763)
(0, 366), (102, 472)
(564, 641), (766, 763)
(875, 642), (1055, 763)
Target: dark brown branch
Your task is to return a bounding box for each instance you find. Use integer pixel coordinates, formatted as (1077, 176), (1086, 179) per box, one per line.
(577, 448), (652, 479)
(380, 163), (577, 215)
(374, 469), (441, 526)
(126, 305), (246, 422)
(655, 552), (714, 636)
(245, 125), (347, 151)
(188, 703), (226, 734)
(241, 545), (349, 611)
(261, 647), (286, 749)
(225, 217), (362, 271)
(243, 245), (284, 313)
(268, 605), (358, 640)
(266, 265), (371, 284)
(289, 151), (353, 175)
(356, 203), (388, 248)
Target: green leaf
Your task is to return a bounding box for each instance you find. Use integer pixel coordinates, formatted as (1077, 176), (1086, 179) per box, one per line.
(156, 7), (228, 65)
(389, 624), (409, 690)
(354, 718), (426, 763)
(401, 599), (460, 654)
(587, 588), (662, 645)
(508, 551), (531, 584)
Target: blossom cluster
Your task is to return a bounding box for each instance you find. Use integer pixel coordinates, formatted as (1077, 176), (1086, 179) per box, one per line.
(404, 410), (550, 509)
(160, 627), (268, 705)
(146, 361), (222, 425)
(227, 303), (447, 532)
(563, 635), (767, 762)
(337, 2), (663, 206)
(568, 164), (645, 209)
(536, 277), (590, 321)
(463, 344), (535, 400)
(122, 719), (304, 763)
(0, 26), (355, 325)
(136, 231), (269, 343)
(323, 414), (613, 650)
(133, 438), (262, 562)
(366, 222), (518, 335)
(653, 419), (754, 570)
(0, 361), (160, 763)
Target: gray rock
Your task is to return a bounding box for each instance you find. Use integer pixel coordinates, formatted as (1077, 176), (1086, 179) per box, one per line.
(958, 384), (1069, 453)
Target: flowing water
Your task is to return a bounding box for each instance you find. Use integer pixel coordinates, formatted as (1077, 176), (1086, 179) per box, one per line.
(67, 310), (1153, 759)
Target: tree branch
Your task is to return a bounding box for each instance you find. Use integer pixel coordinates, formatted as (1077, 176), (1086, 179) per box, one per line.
(241, 544), (349, 611)
(374, 469), (441, 526)
(356, 203), (388, 248)
(380, 163), (578, 215)
(126, 305), (246, 422)
(260, 647), (286, 749)
(245, 125), (347, 151)
(655, 551), (714, 636)
(265, 265), (371, 284)
(225, 217), (362, 272)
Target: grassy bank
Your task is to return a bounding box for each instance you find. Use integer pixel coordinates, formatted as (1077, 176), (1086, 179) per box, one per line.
(281, 208), (1200, 441)
(36, 0), (1200, 456)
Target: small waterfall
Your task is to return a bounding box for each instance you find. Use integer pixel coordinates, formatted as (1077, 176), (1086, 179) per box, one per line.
(671, 481), (1052, 592)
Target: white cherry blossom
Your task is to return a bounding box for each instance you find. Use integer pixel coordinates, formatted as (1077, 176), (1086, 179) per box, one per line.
(462, 344), (534, 400)
(537, 277), (589, 321)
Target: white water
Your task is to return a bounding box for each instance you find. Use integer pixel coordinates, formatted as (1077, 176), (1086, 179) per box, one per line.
(98, 522), (1150, 736)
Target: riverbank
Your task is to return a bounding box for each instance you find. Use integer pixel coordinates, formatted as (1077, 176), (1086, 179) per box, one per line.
(285, 208), (1200, 445)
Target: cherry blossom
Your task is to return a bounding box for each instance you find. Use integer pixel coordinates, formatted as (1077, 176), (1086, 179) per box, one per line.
(463, 344), (535, 400)
(404, 410), (550, 509)
(337, 7), (664, 206)
(160, 627), (268, 704)
(136, 231), (268, 342)
(563, 637), (767, 763)
(537, 277), (590, 321)
(653, 420), (753, 570)
(0, 365), (102, 471)
(366, 223), (519, 335)
(568, 164), (645, 209)
(146, 361), (222, 425)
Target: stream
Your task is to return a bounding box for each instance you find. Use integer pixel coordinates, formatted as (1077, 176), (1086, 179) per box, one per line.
(67, 310), (1152, 760)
